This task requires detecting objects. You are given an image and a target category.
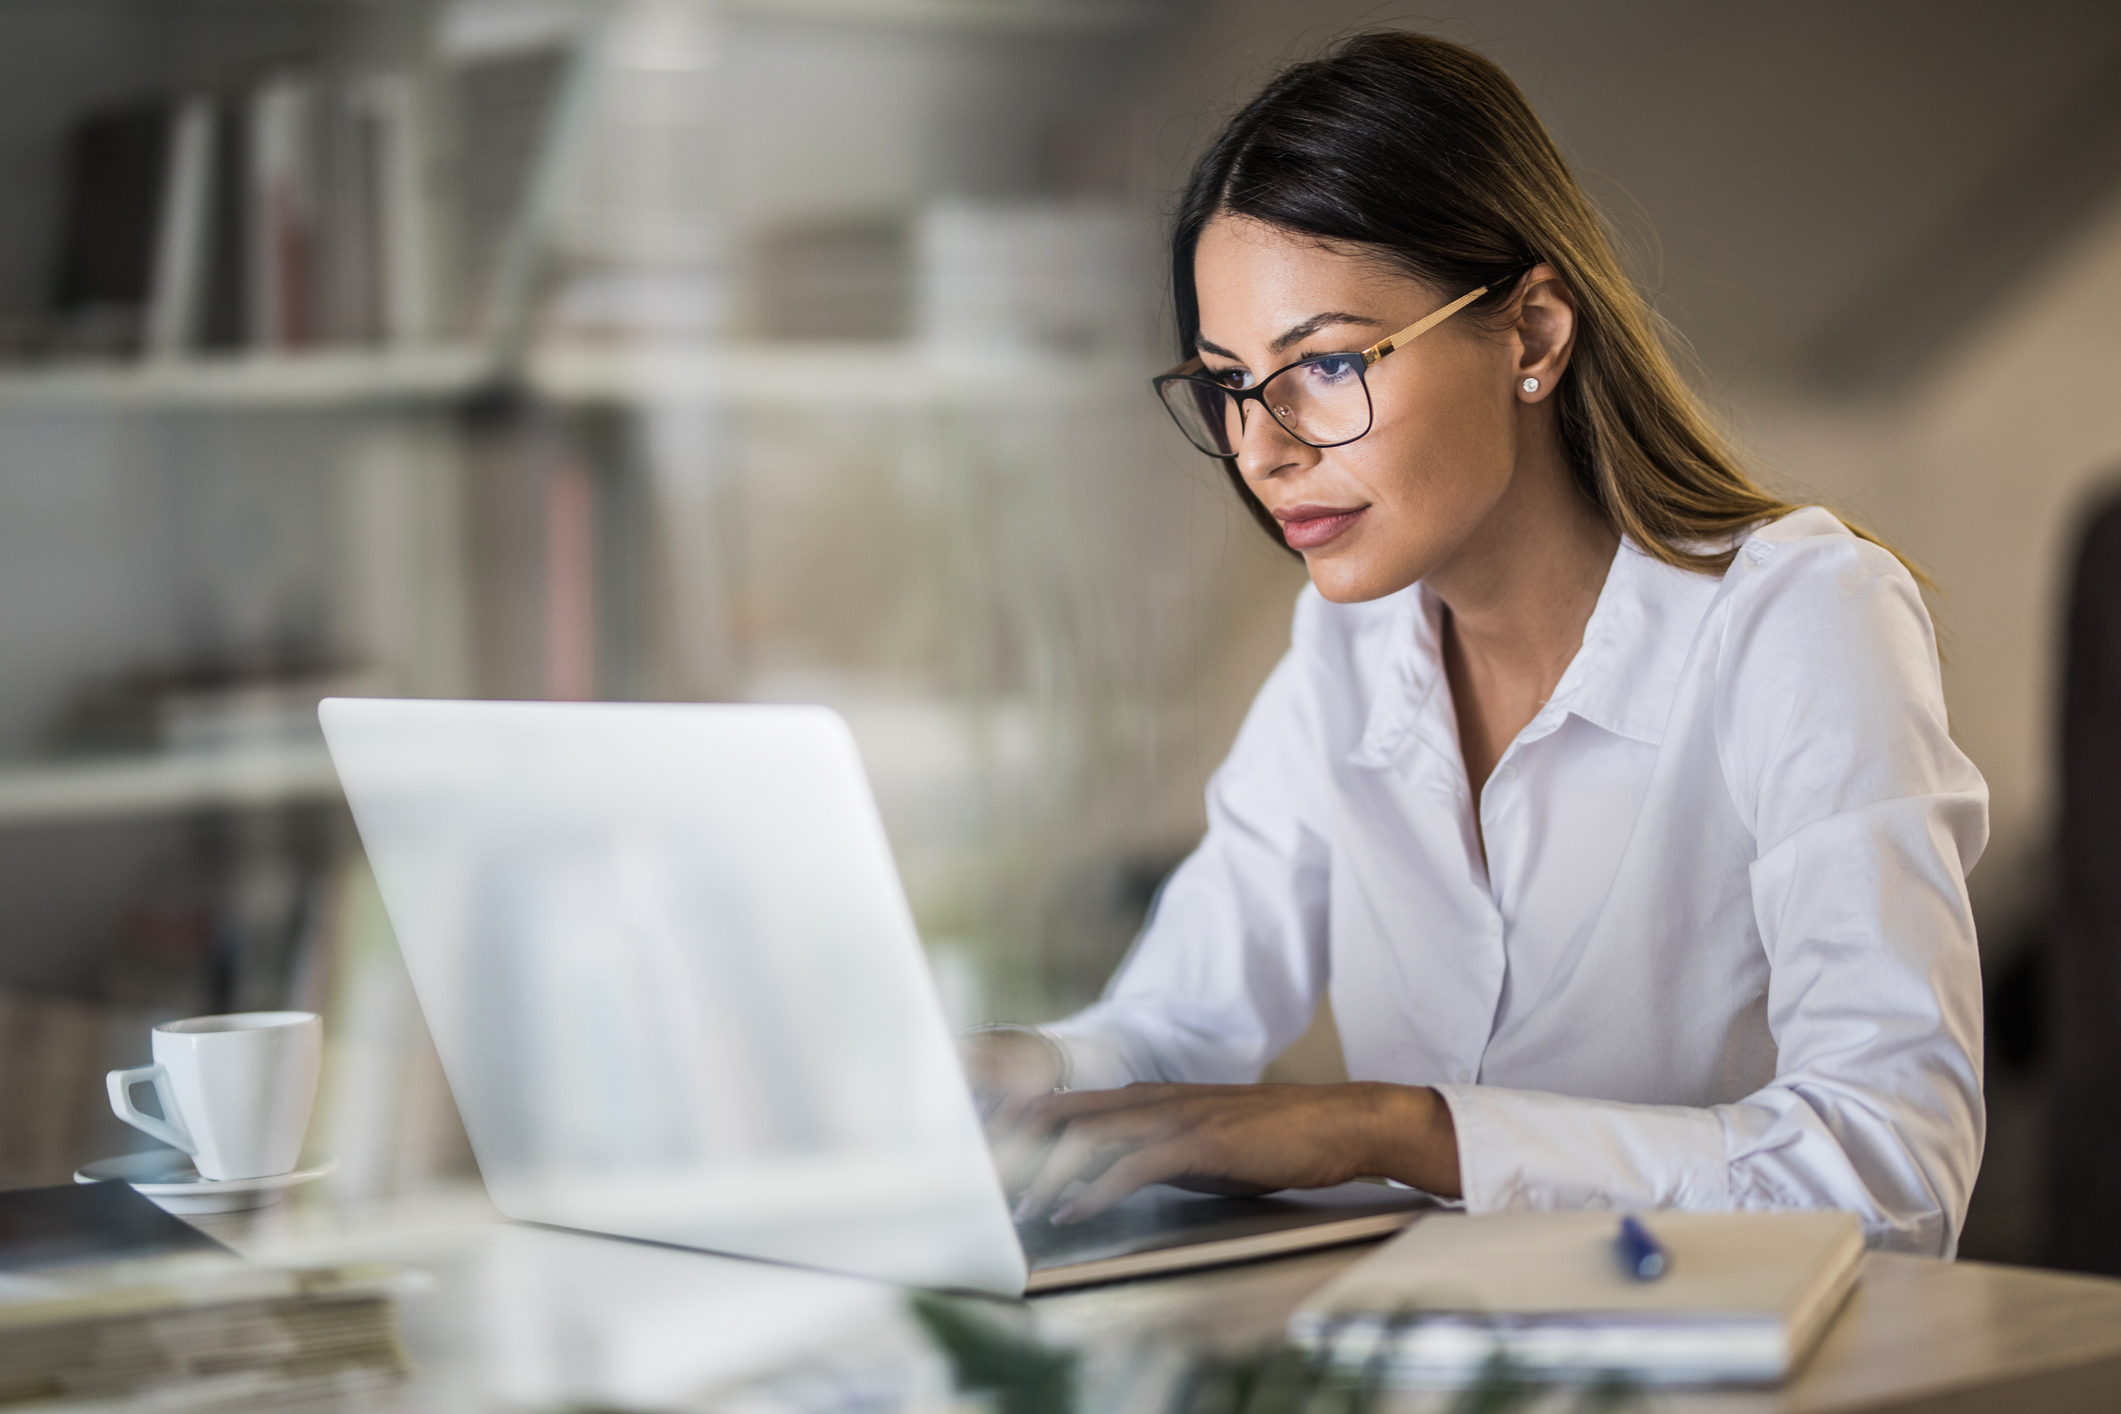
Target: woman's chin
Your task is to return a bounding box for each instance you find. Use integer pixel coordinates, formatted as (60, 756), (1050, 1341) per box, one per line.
(1305, 551), (1419, 605)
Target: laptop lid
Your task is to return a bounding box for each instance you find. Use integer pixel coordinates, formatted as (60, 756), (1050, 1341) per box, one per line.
(319, 698), (1027, 1296)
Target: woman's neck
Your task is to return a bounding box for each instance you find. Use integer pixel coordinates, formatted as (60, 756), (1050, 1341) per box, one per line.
(1428, 429), (1618, 804)
(1429, 441), (1617, 695)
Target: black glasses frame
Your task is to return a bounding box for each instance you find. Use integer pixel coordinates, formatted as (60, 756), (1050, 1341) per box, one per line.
(1150, 265), (1535, 458)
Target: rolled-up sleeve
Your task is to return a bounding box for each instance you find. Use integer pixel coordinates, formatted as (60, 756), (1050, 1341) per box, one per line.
(1436, 531), (1987, 1255)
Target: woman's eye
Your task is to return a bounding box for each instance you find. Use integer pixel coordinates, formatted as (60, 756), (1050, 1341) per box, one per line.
(1209, 368), (1252, 390)
(1302, 355), (1362, 385)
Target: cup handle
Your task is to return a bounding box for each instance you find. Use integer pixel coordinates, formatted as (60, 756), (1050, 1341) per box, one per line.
(107, 1064), (196, 1154)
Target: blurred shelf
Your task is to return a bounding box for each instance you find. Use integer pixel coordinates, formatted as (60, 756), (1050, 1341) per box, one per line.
(721, 0), (1163, 33)
(526, 341), (1143, 410)
(0, 342), (1146, 415)
(0, 744), (341, 825)
(0, 346), (495, 412)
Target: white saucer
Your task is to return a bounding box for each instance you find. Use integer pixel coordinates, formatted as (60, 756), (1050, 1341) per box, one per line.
(74, 1151), (337, 1215)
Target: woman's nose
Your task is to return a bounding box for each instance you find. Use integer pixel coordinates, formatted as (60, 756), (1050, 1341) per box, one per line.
(1236, 398), (1314, 482)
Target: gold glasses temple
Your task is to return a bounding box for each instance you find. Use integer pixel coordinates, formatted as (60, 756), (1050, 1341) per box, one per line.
(1157, 267), (1531, 383)
(1360, 281), (1494, 367)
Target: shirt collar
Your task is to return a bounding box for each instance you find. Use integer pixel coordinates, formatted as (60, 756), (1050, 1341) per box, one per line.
(1547, 539), (1721, 746)
(1349, 537), (1720, 771)
(1348, 585), (1450, 770)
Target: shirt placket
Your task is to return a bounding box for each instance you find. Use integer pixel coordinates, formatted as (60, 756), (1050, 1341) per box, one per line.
(1392, 669), (1511, 1088)
(1468, 704), (1570, 1082)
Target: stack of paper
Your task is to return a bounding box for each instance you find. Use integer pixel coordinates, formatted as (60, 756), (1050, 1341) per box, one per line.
(0, 1183), (410, 1407)
(0, 1253), (411, 1407)
(1291, 1210), (1863, 1386)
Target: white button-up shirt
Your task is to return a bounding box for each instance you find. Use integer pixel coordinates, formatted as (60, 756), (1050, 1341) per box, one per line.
(1048, 508), (1987, 1256)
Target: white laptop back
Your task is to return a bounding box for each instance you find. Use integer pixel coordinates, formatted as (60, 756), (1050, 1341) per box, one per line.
(319, 698), (1027, 1295)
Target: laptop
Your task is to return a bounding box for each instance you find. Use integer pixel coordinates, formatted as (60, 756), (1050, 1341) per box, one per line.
(319, 698), (1428, 1296)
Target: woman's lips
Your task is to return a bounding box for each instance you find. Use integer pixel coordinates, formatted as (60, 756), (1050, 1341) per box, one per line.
(1274, 504), (1368, 551)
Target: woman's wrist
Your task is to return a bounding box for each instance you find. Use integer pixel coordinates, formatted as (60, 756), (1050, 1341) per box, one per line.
(1353, 1082), (1463, 1198)
(963, 1023), (1072, 1093)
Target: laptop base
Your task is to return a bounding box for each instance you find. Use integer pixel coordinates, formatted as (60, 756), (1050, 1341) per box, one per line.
(1020, 1181), (1434, 1293)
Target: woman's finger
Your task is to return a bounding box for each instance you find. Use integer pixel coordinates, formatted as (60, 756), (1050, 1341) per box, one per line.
(1050, 1141), (1199, 1224)
(988, 1117), (1066, 1191)
(1012, 1109), (1166, 1220)
(990, 1091), (1150, 1186)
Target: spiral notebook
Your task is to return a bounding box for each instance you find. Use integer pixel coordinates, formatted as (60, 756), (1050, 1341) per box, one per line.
(1291, 1209), (1863, 1386)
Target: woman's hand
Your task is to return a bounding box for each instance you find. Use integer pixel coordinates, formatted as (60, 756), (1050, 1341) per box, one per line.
(999, 1081), (1461, 1224)
(958, 1028), (1064, 1131)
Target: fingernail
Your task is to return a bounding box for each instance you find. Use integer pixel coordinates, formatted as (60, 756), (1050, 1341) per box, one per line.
(1049, 1204), (1077, 1226)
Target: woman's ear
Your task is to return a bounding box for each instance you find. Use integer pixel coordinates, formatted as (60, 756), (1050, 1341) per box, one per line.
(1512, 264), (1576, 403)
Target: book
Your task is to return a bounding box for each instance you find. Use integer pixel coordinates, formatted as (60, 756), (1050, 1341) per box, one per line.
(52, 100), (172, 355)
(144, 96), (216, 358)
(0, 1182), (408, 1405)
(247, 73), (322, 350)
(0, 1241), (409, 1405)
(449, 44), (572, 340)
(359, 71), (439, 347)
(199, 89), (251, 352)
(1290, 1209), (1864, 1386)
(318, 82), (386, 347)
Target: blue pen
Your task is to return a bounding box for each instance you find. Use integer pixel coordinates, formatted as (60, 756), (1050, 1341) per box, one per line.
(1616, 1214), (1668, 1280)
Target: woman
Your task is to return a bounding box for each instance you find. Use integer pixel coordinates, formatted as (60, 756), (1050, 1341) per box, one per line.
(969, 31), (1985, 1256)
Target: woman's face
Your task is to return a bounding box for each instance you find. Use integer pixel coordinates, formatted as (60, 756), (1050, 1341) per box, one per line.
(1190, 216), (1568, 603)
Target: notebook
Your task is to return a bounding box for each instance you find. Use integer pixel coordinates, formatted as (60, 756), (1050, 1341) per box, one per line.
(0, 1184), (410, 1406)
(1290, 1209), (1863, 1386)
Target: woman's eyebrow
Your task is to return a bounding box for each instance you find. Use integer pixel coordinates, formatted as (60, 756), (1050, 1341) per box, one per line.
(1272, 311), (1386, 353)
(1197, 314), (1389, 364)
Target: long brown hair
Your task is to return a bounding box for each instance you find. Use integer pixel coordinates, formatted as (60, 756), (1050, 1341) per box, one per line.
(1174, 31), (1914, 580)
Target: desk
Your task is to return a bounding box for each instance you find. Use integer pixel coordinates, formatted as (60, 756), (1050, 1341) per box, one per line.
(194, 1189), (2121, 1412)
(1031, 1244), (2121, 1413)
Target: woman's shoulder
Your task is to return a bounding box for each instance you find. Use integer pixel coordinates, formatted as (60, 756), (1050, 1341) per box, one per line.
(1725, 505), (1915, 589)
(1705, 512), (1979, 846)
(1715, 506), (1933, 656)
(1713, 506), (1942, 758)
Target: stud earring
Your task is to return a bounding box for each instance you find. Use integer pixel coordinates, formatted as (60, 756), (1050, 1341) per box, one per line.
(1521, 377), (1540, 393)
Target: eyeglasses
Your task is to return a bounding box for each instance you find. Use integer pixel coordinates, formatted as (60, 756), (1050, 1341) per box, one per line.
(1151, 269), (1527, 458)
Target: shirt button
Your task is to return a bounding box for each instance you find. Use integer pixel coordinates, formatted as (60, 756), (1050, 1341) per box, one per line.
(1496, 763), (1518, 783)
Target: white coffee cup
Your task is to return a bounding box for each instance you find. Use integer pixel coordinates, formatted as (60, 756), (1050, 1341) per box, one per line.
(107, 1011), (322, 1181)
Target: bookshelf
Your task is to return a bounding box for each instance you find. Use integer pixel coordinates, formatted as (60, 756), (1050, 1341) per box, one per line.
(0, 0), (495, 1191)
(0, 0), (1195, 1193)
(0, 346), (494, 412)
(525, 341), (1136, 409)
(711, 0), (1159, 33)
(0, 745), (340, 826)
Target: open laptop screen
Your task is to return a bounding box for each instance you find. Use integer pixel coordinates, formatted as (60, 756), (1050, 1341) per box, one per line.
(322, 698), (1027, 1295)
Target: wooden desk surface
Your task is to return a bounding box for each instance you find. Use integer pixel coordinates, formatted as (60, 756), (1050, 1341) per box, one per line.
(196, 1191), (2121, 1413)
(1030, 1238), (2121, 1413)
